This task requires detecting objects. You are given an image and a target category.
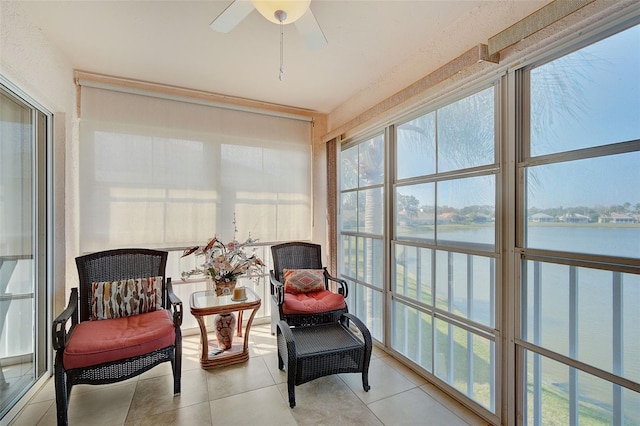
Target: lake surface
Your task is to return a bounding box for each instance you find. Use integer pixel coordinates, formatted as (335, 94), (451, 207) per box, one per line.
(435, 223), (640, 259)
(527, 224), (640, 259)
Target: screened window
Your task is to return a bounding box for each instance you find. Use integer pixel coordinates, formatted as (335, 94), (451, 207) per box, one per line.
(337, 12), (639, 426)
(339, 134), (385, 340)
(395, 86), (497, 251)
(391, 85), (499, 414)
(518, 23), (640, 425)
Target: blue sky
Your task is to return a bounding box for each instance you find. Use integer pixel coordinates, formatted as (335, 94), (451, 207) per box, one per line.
(529, 24), (639, 209)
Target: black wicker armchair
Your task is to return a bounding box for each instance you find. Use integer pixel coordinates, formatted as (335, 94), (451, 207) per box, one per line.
(52, 249), (183, 426)
(269, 242), (348, 334)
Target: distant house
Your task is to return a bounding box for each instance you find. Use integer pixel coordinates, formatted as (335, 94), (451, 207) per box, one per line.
(437, 212), (454, 224)
(473, 214), (491, 223)
(531, 213), (555, 223)
(559, 213), (590, 223)
(600, 213), (636, 224)
(611, 213), (635, 223)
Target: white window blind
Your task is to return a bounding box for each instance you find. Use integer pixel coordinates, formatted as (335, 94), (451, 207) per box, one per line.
(79, 86), (312, 252)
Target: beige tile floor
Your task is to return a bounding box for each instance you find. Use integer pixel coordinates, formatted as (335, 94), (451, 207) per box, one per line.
(11, 323), (489, 425)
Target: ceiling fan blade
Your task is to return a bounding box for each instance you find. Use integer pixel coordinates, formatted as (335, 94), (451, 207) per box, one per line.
(210, 0), (255, 33)
(294, 8), (327, 50)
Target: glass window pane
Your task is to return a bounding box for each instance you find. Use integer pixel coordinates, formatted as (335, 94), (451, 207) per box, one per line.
(340, 192), (357, 232)
(438, 86), (495, 173)
(435, 251), (495, 328)
(522, 261), (640, 383)
(356, 237), (383, 288)
(348, 281), (383, 341)
(522, 260), (569, 352)
(434, 318), (495, 411)
(437, 175), (496, 248)
(358, 135), (384, 187)
(341, 235), (357, 278)
(470, 256), (495, 328)
(358, 188), (384, 235)
(530, 25), (640, 156)
(623, 387), (640, 425)
(397, 112), (436, 179)
(523, 351), (639, 425)
(526, 152), (640, 258)
(395, 183), (435, 241)
(341, 145), (359, 190)
(370, 238), (384, 289)
(391, 301), (433, 372)
(355, 237), (364, 283)
(622, 272), (640, 382)
(393, 244), (433, 305)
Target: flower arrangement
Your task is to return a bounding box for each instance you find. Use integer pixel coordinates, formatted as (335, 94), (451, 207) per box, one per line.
(181, 235), (264, 284)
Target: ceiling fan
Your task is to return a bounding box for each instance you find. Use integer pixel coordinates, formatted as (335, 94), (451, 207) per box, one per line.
(210, 0), (328, 50)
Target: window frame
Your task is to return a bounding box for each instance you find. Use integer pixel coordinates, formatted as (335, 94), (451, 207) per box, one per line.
(513, 18), (640, 426)
(0, 78), (53, 420)
(338, 80), (504, 423)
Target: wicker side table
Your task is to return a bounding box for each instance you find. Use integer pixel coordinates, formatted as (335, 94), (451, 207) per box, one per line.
(276, 313), (372, 408)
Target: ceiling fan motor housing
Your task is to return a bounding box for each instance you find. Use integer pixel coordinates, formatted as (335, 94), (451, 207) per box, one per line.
(252, 0), (311, 25)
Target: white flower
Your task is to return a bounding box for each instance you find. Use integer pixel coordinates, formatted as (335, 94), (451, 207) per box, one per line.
(181, 235), (263, 283)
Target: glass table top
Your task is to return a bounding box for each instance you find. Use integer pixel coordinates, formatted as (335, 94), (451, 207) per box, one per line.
(190, 286), (259, 309)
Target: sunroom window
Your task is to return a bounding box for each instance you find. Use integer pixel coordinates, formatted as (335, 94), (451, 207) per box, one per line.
(392, 85), (499, 413)
(517, 22), (640, 425)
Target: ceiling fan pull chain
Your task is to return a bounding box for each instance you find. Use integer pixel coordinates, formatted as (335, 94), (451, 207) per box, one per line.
(279, 18), (285, 81)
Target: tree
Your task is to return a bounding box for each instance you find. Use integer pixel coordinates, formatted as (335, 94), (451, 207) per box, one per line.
(397, 194), (420, 223)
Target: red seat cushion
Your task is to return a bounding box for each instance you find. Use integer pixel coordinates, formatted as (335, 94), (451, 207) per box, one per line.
(63, 309), (175, 370)
(282, 290), (346, 315)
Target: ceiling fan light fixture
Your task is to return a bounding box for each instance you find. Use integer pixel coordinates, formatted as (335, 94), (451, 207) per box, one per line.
(252, 0), (311, 24)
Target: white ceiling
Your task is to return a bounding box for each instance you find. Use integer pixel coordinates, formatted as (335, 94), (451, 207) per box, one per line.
(13, 1), (551, 114)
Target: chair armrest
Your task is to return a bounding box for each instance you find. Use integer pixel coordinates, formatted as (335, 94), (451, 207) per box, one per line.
(324, 268), (349, 298)
(270, 270), (285, 305)
(276, 320), (296, 355)
(166, 277), (183, 327)
(52, 288), (79, 351)
(342, 313), (372, 348)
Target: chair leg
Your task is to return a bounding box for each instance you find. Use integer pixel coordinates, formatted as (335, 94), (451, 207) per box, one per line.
(54, 353), (69, 426)
(286, 350), (296, 408)
(173, 330), (182, 395)
(287, 372), (296, 408)
(362, 370), (370, 392)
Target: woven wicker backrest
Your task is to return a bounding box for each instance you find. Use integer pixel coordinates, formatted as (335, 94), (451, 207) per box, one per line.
(75, 248), (168, 322)
(271, 242), (323, 282)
